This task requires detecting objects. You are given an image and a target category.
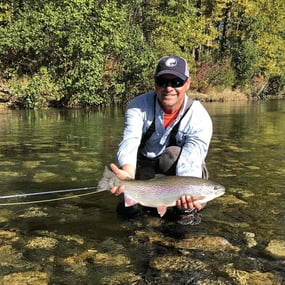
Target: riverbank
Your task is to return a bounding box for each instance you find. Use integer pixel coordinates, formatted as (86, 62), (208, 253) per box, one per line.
(0, 87), (284, 110)
(191, 88), (249, 102)
(192, 86), (285, 102)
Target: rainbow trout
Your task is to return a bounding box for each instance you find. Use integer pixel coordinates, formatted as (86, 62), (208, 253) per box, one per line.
(98, 167), (225, 217)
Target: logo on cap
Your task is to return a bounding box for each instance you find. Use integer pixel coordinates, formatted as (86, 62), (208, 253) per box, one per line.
(165, 58), (177, 67)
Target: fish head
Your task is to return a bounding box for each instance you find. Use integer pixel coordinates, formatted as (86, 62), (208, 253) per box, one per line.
(212, 183), (226, 197)
(193, 182), (225, 204)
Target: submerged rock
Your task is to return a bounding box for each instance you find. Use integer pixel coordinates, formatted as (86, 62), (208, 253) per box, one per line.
(221, 194), (248, 205)
(0, 209), (13, 224)
(150, 255), (206, 271)
(0, 230), (19, 244)
(174, 235), (240, 252)
(2, 271), (49, 285)
(223, 263), (283, 285)
(100, 272), (141, 285)
(22, 160), (42, 169)
(148, 254), (232, 284)
(19, 207), (48, 218)
(0, 170), (24, 177)
(56, 248), (133, 283)
(243, 231), (257, 248)
(134, 230), (240, 252)
(0, 245), (23, 267)
(58, 248), (130, 267)
(34, 230), (84, 245)
(265, 239), (285, 258)
(32, 171), (61, 183)
(26, 237), (58, 250)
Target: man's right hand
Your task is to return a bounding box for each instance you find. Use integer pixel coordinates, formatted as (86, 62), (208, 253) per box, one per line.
(109, 163), (134, 196)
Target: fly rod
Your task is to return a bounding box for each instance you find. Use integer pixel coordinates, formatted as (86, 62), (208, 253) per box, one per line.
(0, 186), (101, 200)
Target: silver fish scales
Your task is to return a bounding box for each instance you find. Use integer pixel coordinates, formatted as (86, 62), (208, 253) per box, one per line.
(98, 167), (225, 217)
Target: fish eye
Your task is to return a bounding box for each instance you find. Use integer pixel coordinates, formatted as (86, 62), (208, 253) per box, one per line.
(214, 185), (223, 191)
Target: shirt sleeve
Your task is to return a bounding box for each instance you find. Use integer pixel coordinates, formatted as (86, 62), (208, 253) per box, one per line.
(176, 101), (213, 177)
(117, 92), (155, 168)
(117, 107), (143, 168)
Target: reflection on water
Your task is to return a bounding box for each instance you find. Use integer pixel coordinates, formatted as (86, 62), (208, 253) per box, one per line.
(0, 101), (284, 284)
(0, 108), (125, 193)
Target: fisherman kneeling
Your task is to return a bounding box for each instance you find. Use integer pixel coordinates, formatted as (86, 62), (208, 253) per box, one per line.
(109, 55), (212, 225)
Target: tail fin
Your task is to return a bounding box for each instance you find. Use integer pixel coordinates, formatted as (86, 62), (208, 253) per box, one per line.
(97, 166), (117, 190)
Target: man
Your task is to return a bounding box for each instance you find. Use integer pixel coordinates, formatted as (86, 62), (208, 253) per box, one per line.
(109, 55), (213, 224)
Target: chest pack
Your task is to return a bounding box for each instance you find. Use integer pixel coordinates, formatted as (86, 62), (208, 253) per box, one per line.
(139, 95), (193, 150)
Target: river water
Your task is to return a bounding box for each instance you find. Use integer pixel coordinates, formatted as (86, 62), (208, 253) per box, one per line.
(0, 100), (284, 284)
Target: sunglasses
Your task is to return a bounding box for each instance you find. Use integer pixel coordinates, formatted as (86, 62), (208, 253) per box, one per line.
(155, 77), (186, 88)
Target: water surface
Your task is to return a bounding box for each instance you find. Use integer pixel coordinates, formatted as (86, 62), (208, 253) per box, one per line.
(0, 100), (284, 284)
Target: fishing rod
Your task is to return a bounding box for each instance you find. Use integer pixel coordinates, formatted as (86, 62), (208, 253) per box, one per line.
(0, 190), (101, 206)
(0, 185), (100, 200)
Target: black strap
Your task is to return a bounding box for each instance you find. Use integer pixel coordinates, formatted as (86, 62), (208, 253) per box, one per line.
(139, 97), (193, 149)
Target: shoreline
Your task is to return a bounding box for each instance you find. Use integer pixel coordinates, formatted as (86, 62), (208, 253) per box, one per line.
(0, 88), (284, 111)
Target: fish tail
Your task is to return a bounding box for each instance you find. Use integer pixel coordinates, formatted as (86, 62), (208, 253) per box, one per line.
(97, 166), (118, 190)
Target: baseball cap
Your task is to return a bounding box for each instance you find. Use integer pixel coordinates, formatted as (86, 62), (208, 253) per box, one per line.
(155, 55), (189, 81)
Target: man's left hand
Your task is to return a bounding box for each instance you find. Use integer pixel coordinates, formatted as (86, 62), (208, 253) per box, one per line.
(176, 195), (205, 211)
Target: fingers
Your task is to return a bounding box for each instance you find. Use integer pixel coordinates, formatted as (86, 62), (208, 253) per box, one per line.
(109, 164), (128, 196)
(176, 195), (194, 209)
(110, 185), (125, 196)
(110, 163), (121, 176)
(109, 163), (132, 180)
(176, 195), (205, 211)
(193, 201), (204, 211)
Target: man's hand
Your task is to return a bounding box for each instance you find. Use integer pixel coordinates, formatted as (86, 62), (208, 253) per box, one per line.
(109, 163), (134, 196)
(176, 195), (205, 211)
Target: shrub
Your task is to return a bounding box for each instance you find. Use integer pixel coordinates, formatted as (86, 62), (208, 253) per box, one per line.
(9, 70), (62, 109)
(194, 60), (235, 92)
(263, 75), (285, 96)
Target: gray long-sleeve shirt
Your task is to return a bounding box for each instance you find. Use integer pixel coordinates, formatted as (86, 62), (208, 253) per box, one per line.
(117, 91), (213, 178)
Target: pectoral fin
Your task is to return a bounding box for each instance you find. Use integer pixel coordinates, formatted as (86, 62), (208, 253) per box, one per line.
(124, 194), (138, 207)
(157, 205), (167, 217)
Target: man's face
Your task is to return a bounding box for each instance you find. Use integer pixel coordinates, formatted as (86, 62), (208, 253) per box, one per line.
(155, 74), (191, 113)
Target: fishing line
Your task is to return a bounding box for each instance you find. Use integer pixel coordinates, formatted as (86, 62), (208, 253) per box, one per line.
(0, 190), (102, 206)
(0, 186), (101, 200)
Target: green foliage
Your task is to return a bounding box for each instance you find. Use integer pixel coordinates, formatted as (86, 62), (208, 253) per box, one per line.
(92, 2), (156, 105)
(109, 28), (156, 104)
(0, 0), (158, 107)
(194, 60), (235, 92)
(10, 69), (62, 109)
(0, 2), (12, 24)
(263, 75), (285, 96)
(230, 40), (259, 87)
(0, 0), (285, 108)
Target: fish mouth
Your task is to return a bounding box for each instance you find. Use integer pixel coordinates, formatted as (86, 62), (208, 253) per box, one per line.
(215, 186), (225, 197)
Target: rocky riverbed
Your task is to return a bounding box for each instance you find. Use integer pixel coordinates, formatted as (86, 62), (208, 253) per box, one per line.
(0, 206), (284, 284)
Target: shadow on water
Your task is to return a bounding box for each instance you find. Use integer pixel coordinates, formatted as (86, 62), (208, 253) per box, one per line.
(0, 101), (284, 284)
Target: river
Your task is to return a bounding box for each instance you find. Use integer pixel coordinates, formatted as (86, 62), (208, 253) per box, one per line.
(0, 100), (284, 284)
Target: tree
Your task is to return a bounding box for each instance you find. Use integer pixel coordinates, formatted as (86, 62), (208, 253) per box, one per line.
(0, 0), (285, 108)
